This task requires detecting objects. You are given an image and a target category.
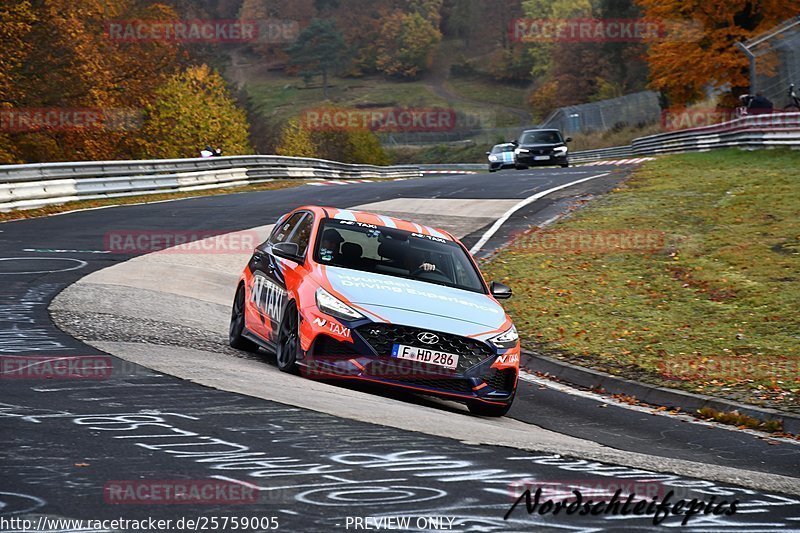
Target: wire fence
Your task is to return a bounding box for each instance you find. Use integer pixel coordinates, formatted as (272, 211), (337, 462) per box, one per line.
(742, 16), (800, 110)
(539, 91), (661, 136)
(380, 90), (662, 146)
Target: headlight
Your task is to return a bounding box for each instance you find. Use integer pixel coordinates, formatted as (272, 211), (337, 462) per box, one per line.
(488, 155), (498, 162)
(554, 146), (568, 154)
(315, 288), (364, 321)
(515, 148), (529, 154)
(489, 325), (519, 349)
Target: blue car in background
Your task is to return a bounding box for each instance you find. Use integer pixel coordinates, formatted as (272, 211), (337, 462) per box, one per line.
(486, 143), (517, 172)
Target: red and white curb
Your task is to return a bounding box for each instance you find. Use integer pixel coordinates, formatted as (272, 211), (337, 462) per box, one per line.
(309, 178), (409, 187)
(579, 157), (656, 166)
(422, 170), (477, 175)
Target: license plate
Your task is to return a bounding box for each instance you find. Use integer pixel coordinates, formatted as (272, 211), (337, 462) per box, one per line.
(391, 344), (459, 369)
(534, 155), (550, 160)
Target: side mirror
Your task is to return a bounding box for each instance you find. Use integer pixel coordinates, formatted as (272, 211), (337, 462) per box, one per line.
(485, 151), (491, 156)
(272, 242), (302, 262)
(511, 140), (519, 146)
(565, 137), (573, 142)
(490, 281), (512, 300)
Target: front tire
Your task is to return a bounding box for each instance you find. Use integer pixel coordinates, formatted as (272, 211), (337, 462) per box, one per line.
(467, 392), (515, 417)
(276, 303), (300, 373)
(229, 284), (259, 352)
(515, 164), (528, 170)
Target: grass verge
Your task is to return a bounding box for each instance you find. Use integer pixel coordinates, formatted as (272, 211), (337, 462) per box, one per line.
(0, 179), (310, 223)
(483, 149), (800, 412)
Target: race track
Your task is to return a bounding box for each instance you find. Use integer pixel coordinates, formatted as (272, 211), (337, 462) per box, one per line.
(2, 166), (799, 531)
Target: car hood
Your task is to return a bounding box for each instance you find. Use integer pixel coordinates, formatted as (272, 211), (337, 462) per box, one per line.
(518, 142), (564, 149)
(322, 266), (507, 334)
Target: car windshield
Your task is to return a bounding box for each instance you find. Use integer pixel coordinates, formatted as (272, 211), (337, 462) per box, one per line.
(315, 219), (486, 293)
(520, 130), (563, 144)
(491, 144), (515, 154)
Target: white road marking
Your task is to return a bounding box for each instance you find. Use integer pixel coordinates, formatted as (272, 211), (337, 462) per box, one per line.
(0, 257), (88, 275)
(23, 248), (111, 254)
(468, 172), (610, 254)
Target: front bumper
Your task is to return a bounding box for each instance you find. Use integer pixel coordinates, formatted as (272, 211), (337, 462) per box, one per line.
(489, 162), (515, 171)
(516, 153), (568, 166)
(298, 323), (518, 405)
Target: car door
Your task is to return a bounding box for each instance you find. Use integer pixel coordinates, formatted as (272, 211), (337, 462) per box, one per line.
(245, 212), (304, 345)
(248, 211), (315, 347)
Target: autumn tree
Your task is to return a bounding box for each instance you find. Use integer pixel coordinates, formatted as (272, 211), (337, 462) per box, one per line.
(238, 0), (315, 63)
(0, 1), (35, 163)
(635, 0), (800, 105)
(285, 19), (348, 99)
(311, 128), (390, 165)
(376, 11), (442, 78)
(139, 65), (253, 159)
(522, 0), (652, 118)
(275, 118), (318, 158)
(0, 0), (182, 162)
(275, 114), (389, 164)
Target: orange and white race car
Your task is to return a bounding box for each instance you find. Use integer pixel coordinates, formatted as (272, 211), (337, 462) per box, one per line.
(229, 206), (519, 416)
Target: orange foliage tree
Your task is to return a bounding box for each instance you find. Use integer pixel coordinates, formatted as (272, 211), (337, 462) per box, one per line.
(635, 0), (800, 105)
(0, 0), (182, 162)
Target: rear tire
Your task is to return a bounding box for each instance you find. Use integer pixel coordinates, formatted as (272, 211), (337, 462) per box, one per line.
(229, 284), (259, 352)
(276, 303), (300, 374)
(560, 162), (569, 168)
(467, 392), (515, 417)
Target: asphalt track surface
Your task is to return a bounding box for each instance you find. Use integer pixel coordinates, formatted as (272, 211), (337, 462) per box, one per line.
(1, 166), (799, 532)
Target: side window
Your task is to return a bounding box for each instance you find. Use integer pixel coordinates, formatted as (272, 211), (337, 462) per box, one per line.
(269, 213), (304, 245)
(287, 213), (314, 256)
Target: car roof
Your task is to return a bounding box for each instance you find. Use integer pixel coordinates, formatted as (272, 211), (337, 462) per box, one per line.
(297, 205), (456, 241)
(521, 128), (560, 133)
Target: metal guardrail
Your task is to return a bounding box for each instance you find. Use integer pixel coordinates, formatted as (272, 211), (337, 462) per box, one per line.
(0, 155), (421, 211)
(568, 146), (632, 163)
(3, 113), (797, 210)
(632, 112), (800, 155)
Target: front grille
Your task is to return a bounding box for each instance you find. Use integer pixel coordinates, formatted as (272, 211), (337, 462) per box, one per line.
(312, 336), (360, 358)
(356, 324), (495, 372)
(483, 368), (517, 392)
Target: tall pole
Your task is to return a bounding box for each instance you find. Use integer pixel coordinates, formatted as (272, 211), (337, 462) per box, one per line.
(735, 42), (757, 94)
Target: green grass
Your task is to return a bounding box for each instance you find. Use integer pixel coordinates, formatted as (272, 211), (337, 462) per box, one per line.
(445, 74), (529, 110)
(568, 123), (665, 151)
(247, 76), (450, 124)
(483, 149), (800, 411)
(388, 143), (493, 164)
(246, 75), (520, 129)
